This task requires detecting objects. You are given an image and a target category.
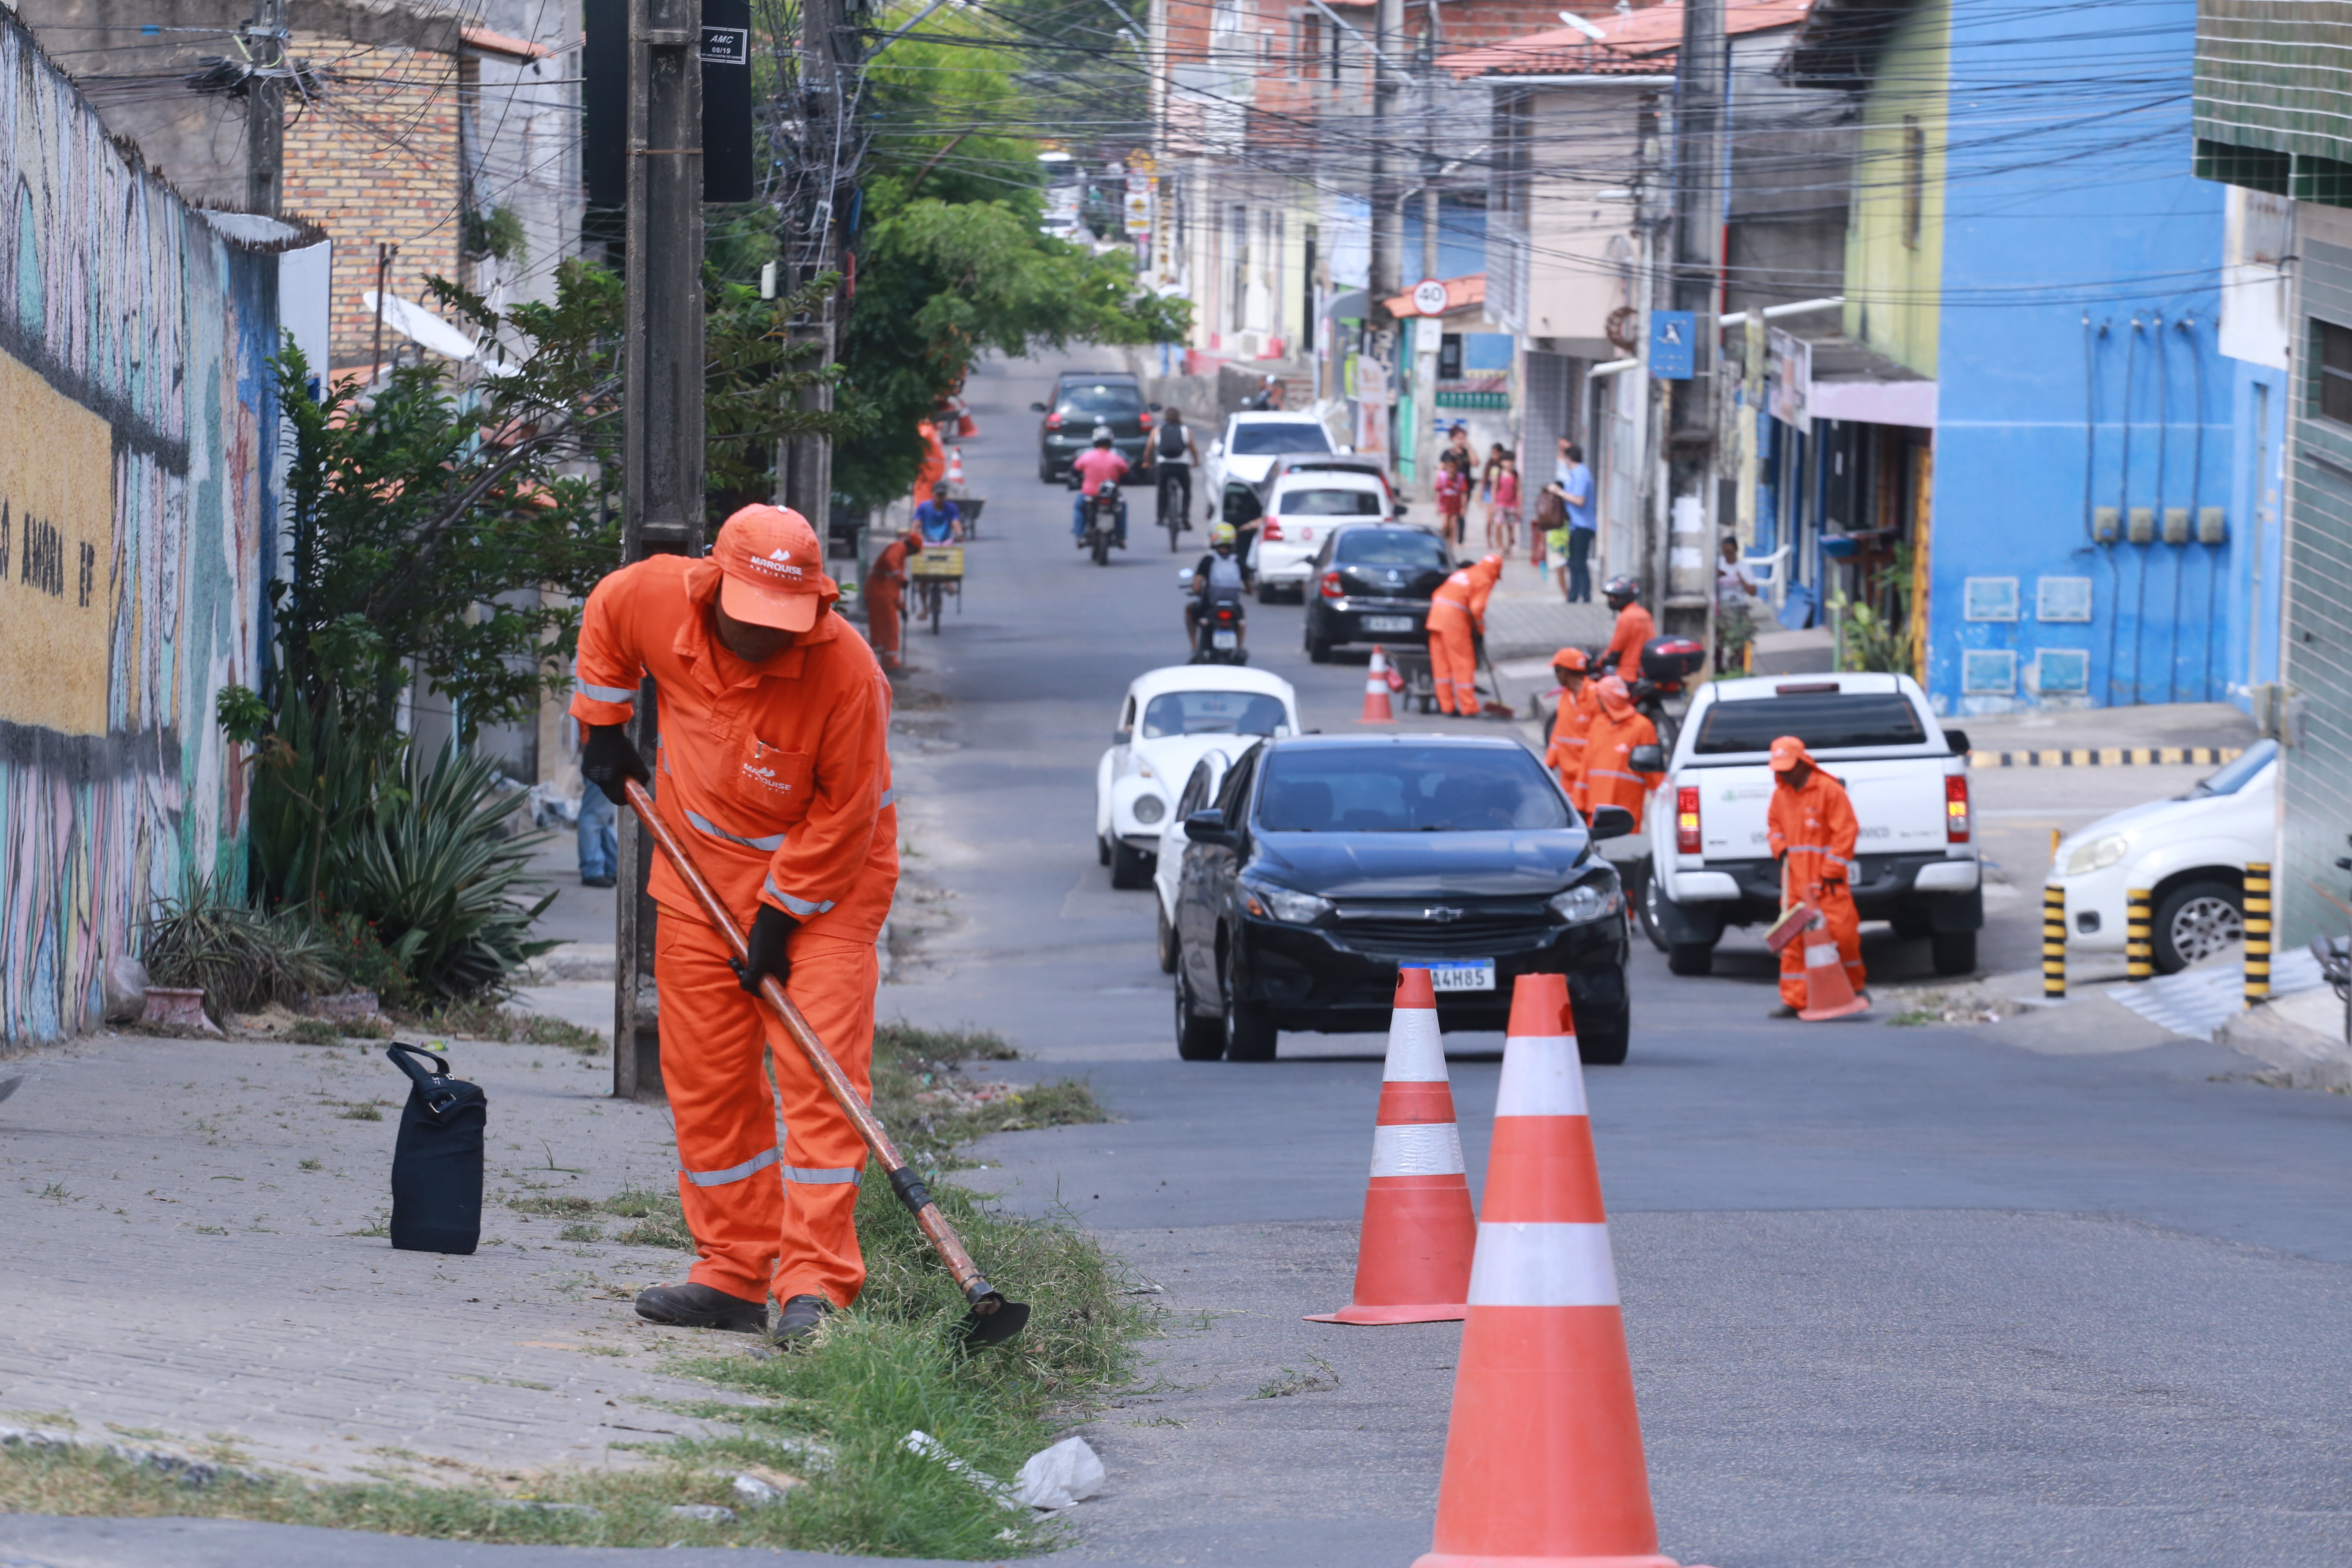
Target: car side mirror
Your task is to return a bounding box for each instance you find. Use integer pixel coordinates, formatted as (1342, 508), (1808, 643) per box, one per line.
(1944, 727), (1972, 756)
(1030, 401), (1048, 413)
(1393, 501), (1410, 516)
(1115, 728), (1132, 745)
(1210, 440), (1225, 457)
(1184, 808), (1237, 847)
(1224, 490), (1262, 525)
(1588, 805), (1636, 841)
(1628, 744), (1666, 773)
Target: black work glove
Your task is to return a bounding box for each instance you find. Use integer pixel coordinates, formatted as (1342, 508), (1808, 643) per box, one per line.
(580, 723), (649, 806)
(732, 903), (800, 995)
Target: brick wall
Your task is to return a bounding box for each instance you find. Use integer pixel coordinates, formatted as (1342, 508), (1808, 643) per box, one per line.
(279, 36), (467, 369)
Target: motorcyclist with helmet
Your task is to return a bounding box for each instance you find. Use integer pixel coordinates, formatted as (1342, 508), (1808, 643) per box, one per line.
(1186, 523), (1249, 652)
(1600, 575), (1656, 683)
(1069, 424), (1130, 548)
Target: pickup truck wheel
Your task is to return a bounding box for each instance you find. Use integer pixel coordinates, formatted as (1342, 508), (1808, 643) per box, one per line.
(1930, 930), (1978, 976)
(1155, 903), (1179, 974)
(1666, 942), (1715, 977)
(1578, 1006), (1631, 1065)
(1175, 965), (1225, 1061)
(1109, 838), (1152, 889)
(2153, 880), (2242, 973)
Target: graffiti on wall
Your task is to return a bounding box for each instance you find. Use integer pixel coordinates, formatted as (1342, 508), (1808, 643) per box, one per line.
(0, 17), (276, 1043)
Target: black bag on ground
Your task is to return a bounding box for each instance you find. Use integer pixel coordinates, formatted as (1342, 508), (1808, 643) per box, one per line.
(385, 1043), (487, 1255)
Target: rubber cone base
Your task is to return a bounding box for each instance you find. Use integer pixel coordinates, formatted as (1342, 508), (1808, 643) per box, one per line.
(1799, 993), (1869, 1021)
(1412, 1553), (1681, 1567)
(1304, 1302), (1469, 1325)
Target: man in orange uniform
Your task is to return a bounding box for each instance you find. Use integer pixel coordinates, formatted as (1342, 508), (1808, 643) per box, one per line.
(1765, 735), (1865, 1016)
(570, 505), (897, 1346)
(864, 527), (918, 671)
(911, 418), (946, 512)
(1571, 676), (1663, 828)
(1425, 553), (1504, 716)
(1542, 647), (1598, 793)
(1600, 575), (1655, 683)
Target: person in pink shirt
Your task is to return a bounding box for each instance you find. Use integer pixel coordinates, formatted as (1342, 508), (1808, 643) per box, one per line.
(1490, 455), (1522, 553)
(1069, 426), (1130, 548)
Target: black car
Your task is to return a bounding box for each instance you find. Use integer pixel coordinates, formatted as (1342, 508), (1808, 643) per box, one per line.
(1033, 372), (1154, 481)
(1302, 524), (1452, 662)
(1173, 734), (1634, 1064)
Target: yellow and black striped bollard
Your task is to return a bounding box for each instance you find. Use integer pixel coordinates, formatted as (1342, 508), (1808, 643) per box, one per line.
(2125, 888), (2154, 982)
(2042, 885), (2067, 999)
(2244, 862), (2272, 1005)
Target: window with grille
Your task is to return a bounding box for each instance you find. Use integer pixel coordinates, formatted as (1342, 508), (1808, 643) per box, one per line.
(2318, 319), (2352, 427)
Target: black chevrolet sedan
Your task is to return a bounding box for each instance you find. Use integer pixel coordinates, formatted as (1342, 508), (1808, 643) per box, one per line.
(1172, 734), (1633, 1064)
(1302, 524), (1452, 662)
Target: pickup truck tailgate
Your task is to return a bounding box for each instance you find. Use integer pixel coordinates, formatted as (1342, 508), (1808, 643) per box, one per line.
(1692, 759), (1952, 860)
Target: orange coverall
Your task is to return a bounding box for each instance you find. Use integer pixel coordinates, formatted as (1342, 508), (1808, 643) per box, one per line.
(1543, 680), (1600, 794)
(1425, 557), (1502, 716)
(1571, 691), (1663, 830)
(1767, 760), (1865, 1008)
(912, 420), (946, 511)
(866, 537), (911, 669)
(569, 555), (898, 1310)
(1603, 601), (1656, 683)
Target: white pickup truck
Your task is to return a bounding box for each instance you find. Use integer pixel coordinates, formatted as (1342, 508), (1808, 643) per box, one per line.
(1636, 672), (1983, 977)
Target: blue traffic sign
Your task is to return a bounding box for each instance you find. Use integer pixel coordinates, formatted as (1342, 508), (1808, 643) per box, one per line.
(1649, 310), (1695, 380)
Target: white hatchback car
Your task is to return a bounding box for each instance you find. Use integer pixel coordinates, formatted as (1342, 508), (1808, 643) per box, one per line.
(1154, 747), (1246, 973)
(1246, 469), (1390, 600)
(2050, 738), (2276, 972)
(1096, 667), (1301, 889)
(1205, 412), (1335, 517)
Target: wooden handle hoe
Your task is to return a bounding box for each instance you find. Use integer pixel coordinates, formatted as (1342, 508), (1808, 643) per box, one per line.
(621, 780), (1029, 1346)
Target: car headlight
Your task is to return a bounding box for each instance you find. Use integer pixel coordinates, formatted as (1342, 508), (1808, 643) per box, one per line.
(2063, 833), (2128, 877)
(1548, 879), (1624, 925)
(1133, 793), (1166, 825)
(1241, 879), (1332, 925)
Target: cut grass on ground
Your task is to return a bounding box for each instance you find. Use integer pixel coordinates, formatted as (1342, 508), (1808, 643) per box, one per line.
(397, 1001), (603, 1054)
(0, 1020), (1145, 1556)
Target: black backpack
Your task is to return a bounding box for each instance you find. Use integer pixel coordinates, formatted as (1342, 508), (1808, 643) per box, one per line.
(385, 1043), (487, 1255)
(1159, 423), (1188, 459)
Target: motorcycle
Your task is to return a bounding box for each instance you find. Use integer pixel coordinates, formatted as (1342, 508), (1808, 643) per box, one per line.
(1069, 473), (1122, 567)
(1181, 567), (1249, 665)
(1586, 634), (1706, 752)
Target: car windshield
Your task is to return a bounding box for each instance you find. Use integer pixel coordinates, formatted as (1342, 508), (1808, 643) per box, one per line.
(1693, 692), (1929, 754)
(1231, 423), (1332, 456)
(2183, 737), (2276, 797)
(1257, 746), (1570, 832)
(1278, 487), (1382, 516)
(1059, 384), (1142, 416)
(1140, 691), (1289, 738)
(1335, 529), (1449, 567)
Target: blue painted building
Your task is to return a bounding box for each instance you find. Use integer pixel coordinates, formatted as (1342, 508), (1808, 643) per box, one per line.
(1759, 0), (2286, 715)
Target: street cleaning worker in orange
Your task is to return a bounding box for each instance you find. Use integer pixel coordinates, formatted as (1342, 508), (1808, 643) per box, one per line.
(1425, 553), (1504, 716)
(570, 504), (897, 1345)
(1542, 646), (1598, 793)
(864, 526), (920, 671)
(1570, 675), (1662, 827)
(1766, 734), (1865, 1016)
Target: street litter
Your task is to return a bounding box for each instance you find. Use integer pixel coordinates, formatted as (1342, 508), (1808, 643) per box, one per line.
(902, 1429), (1020, 1510)
(669, 1503), (735, 1521)
(1014, 1435), (1105, 1509)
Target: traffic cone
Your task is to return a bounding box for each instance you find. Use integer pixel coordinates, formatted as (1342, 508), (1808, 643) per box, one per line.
(1362, 646), (1398, 724)
(1413, 973), (1681, 1568)
(1797, 914), (1869, 1022)
(945, 446), (965, 489)
(1305, 967), (1474, 1325)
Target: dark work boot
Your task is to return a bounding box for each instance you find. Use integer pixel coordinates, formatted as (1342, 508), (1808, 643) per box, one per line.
(770, 1293), (835, 1348)
(634, 1281), (768, 1334)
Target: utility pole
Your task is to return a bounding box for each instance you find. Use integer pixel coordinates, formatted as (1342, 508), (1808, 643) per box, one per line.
(1662, 0), (1725, 640)
(244, 0), (288, 216)
(779, 0), (844, 527)
(1414, 49), (1440, 497)
(1370, 0), (1404, 472)
(613, 0), (707, 1103)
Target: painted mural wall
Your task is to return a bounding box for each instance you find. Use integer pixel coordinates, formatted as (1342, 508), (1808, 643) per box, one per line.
(0, 15), (277, 1044)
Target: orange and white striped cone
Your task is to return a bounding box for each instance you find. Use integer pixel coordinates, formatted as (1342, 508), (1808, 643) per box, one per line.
(1414, 973), (1682, 1568)
(1305, 967), (1474, 1325)
(945, 446), (965, 489)
(1798, 913), (1868, 1021)
(1362, 646), (1398, 724)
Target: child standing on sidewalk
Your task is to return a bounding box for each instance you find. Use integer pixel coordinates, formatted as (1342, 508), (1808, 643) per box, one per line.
(1435, 453), (1470, 546)
(1491, 454), (1522, 554)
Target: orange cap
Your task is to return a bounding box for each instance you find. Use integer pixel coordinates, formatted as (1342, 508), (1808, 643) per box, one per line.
(712, 505), (824, 631)
(1551, 646), (1589, 673)
(1769, 735), (1811, 772)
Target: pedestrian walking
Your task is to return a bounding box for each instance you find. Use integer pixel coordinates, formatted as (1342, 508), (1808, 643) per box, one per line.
(1767, 735), (1866, 1016)
(571, 504), (899, 1347)
(1559, 441), (1597, 602)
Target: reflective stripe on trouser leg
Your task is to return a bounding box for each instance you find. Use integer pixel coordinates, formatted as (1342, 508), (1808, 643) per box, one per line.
(766, 931), (879, 1308)
(655, 916), (789, 1300)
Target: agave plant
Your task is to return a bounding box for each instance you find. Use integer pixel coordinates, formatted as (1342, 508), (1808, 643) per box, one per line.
(143, 878), (344, 1021)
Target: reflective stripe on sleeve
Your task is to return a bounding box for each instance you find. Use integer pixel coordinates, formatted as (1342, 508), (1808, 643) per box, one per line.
(1369, 1121), (1465, 1178)
(1466, 1221), (1620, 1307)
(681, 1147), (779, 1188)
(574, 667), (638, 705)
(784, 1165), (864, 1186)
(763, 875), (835, 918)
(878, 787), (897, 809)
(686, 809), (787, 853)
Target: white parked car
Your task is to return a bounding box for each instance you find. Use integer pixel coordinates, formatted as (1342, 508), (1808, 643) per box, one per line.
(1154, 747), (1246, 973)
(1205, 411), (1335, 522)
(1244, 467), (1391, 600)
(2051, 738), (2276, 972)
(1096, 666), (1301, 889)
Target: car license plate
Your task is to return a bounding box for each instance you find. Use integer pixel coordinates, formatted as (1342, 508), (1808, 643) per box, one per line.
(1425, 961), (1495, 992)
(1212, 629), (1238, 649)
(1363, 615), (1415, 633)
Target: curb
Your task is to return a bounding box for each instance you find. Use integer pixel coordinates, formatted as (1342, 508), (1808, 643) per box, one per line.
(1967, 745), (2242, 769)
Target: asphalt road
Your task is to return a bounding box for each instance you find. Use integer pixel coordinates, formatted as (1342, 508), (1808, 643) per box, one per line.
(874, 353), (2352, 1567)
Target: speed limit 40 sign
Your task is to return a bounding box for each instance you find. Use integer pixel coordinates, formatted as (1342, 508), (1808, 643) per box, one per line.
(1410, 278), (1449, 315)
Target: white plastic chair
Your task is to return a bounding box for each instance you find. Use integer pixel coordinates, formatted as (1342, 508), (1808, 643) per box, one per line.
(1739, 544), (1793, 607)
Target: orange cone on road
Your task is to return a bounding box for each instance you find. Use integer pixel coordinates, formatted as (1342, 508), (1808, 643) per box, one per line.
(1362, 646), (1398, 724)
(1413, 973), (1682, 1568)
(1796, 916), (1868, 1022)
(1306, 967), (1474, 1325)
(945, 446), (965, 489)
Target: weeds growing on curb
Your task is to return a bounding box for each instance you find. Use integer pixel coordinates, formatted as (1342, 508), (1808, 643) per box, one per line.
(399, 1002), (603, 1054)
